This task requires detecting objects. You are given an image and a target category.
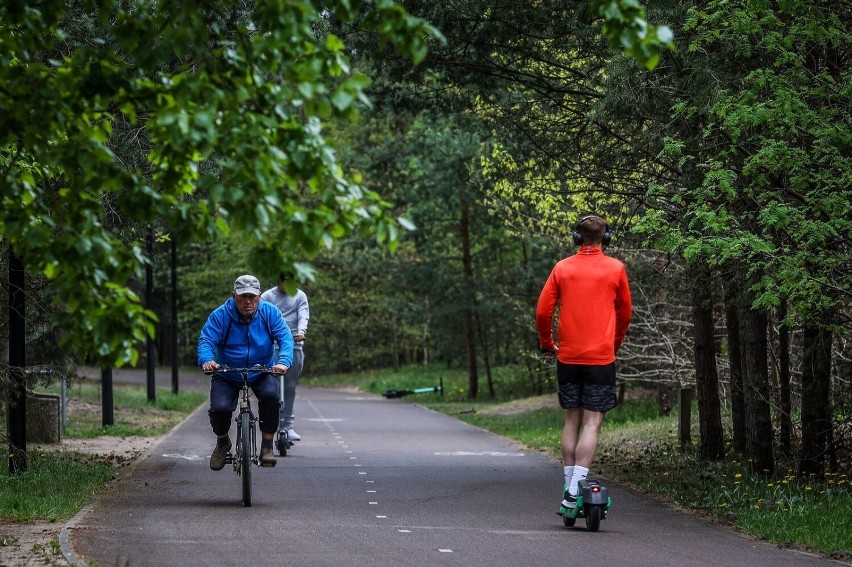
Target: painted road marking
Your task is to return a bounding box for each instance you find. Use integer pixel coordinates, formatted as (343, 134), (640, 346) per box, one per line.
(434, 451), (524, 457)
(162, 454), (203, 460)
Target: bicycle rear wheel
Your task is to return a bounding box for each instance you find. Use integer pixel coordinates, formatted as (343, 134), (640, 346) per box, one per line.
(240, 412), (252, 507)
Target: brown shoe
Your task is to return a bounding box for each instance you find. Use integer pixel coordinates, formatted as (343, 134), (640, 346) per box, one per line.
(210, 439), (231, 471)
(259, 446), (276, 467)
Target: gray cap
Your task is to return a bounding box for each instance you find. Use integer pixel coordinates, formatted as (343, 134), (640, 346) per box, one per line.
(233, 274), (261, 295)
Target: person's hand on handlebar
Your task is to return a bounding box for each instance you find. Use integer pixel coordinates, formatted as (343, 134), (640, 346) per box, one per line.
(272, 364), (289, 374)
(202, 360), (220, 372)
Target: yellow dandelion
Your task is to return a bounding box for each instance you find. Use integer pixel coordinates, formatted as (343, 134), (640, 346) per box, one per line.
(735, 473), (743, 479)
(805, 486), (813, 491)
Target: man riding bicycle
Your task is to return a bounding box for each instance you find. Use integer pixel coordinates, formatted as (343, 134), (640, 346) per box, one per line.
(198, 274), (294, 469)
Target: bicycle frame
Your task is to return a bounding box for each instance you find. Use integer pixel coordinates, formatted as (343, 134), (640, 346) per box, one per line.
(232, 374), (259, 470)
(204, 365), (277, 507)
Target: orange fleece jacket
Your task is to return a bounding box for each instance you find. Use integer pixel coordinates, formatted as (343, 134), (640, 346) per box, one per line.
(536, 246), (632, 365)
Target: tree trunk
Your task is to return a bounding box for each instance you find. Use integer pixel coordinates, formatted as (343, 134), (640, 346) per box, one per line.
(460, 191), (478, 398)
(738, 291), (774, 475)
(777, 303), (793, 457)
(475, 311), (495, 397)
(724, 283), (746, 454)
(7, 248), (27, 474)
(691, 265), (725, 460)
(799, 323), (833, 478)
(422, 295), (430, 366)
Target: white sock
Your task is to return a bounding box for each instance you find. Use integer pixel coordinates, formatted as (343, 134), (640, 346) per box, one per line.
(568, 466), (589, 496)
(563, 466), (574, 491)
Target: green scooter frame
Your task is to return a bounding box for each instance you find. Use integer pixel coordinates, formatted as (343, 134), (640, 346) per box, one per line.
(558, 479), (611, 532)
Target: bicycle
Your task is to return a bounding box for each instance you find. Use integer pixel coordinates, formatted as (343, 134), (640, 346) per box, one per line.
(204, 365), (280, 507)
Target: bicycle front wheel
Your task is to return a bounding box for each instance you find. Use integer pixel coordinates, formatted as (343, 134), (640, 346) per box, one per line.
(240, 412), (252, 507)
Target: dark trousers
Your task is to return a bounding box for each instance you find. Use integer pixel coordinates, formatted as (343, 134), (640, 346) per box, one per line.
(208, 373), (281, 435)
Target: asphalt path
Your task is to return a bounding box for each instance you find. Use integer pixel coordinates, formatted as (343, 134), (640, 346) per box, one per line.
(64, 371), (841, 567)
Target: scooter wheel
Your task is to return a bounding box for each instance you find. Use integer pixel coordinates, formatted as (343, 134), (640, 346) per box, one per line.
(563, 516), (576, 527)
(276, 432), (289, 457)
(585, 505), (602, 532)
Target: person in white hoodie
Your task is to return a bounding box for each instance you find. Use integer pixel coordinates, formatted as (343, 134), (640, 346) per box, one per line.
(261, 272), (310, 441)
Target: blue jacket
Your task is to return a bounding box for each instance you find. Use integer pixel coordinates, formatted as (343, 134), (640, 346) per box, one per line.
(197, 298), (294, 384)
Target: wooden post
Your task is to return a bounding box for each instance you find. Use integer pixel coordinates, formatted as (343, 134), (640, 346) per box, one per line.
(171, 235), (179, 395)
(679, 387), (694, 449)
(102, 367), (114, 426)
(146, 228), (156, 404)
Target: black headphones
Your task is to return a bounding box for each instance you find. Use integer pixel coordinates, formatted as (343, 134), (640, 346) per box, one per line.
(572, 215), (612, 247)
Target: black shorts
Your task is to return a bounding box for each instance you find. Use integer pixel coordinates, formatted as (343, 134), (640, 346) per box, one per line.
(556, 362), (617, 412)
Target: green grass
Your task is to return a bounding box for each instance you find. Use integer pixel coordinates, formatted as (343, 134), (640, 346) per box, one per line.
(308, 365), (852, 559)
(732, 473), (851, 553)
(0, 452), (114, 522)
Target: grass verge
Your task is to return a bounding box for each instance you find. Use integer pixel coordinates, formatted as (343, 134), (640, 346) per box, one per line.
(0, 452), (114, 522)
(308, 366), (851, 560)
(57, 382), (207, 438)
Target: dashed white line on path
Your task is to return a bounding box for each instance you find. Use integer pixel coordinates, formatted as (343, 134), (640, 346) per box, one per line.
(434, 451), (524, 457)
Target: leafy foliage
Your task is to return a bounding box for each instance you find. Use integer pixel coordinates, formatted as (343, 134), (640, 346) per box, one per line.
(634, 1), (851, 331)
(0, 0), (440, 366)
(591, 0), (674, 69)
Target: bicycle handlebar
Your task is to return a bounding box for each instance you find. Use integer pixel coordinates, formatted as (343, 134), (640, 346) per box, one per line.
(203, 365), (284, 375)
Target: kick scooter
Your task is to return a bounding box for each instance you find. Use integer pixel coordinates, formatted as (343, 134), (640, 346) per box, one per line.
(276, 371), (294, 456)
(558, 478), (611, 532)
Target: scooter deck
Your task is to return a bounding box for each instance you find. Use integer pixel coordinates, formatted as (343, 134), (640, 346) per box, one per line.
(557, 496), (612, 518)
(558, 496), (585, 519)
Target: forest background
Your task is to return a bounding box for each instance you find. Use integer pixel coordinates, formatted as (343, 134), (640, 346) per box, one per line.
(1, 0), (850, 488)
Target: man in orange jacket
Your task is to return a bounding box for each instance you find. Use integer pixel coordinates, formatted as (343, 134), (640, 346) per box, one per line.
(536, 214), (632, 511)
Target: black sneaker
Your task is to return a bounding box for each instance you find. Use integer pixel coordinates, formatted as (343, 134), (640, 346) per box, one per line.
(561, 489), (577, 509)
(210, 439), (231, 471)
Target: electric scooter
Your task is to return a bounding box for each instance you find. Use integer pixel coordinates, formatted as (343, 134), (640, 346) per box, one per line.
(558, 478), (611, 532)
(276, 372), (294, 456)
